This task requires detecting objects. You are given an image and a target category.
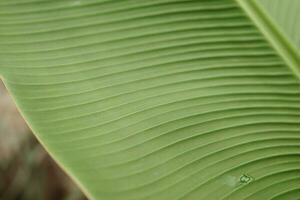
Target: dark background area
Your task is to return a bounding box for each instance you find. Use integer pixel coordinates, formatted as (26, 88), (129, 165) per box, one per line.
(0, 80), (87, 200)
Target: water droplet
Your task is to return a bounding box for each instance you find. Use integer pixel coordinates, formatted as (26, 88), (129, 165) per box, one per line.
(239, 174), (253, 184)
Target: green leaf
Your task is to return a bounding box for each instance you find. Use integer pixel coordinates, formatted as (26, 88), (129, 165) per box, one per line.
(259, 0), (300, 52)
(1, 0), (300, 199)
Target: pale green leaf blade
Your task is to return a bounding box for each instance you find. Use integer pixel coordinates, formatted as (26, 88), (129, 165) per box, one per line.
(259, 0), (300, 52)
(236, 0), (300, 78)
(0, 0), (300, 200)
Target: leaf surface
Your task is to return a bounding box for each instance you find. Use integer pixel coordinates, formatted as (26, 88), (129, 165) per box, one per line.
(1, 0), (300, 199)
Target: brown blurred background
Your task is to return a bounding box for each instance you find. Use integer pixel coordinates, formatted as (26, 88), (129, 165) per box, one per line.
(0, 80), (87, 200)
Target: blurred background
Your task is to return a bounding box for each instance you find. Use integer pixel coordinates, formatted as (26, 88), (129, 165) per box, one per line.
(0, 80), (87, 200)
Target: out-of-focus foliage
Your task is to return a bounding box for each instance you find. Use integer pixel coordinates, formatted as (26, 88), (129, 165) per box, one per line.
(0, 80), (87, 200)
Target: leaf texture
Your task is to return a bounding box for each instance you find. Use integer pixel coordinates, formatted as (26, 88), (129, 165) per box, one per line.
(1, 0), (300, 199)
(259, 0), (300, 52)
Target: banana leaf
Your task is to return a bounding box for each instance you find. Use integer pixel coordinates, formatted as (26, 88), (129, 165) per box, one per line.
(1, 0), (300, 199)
